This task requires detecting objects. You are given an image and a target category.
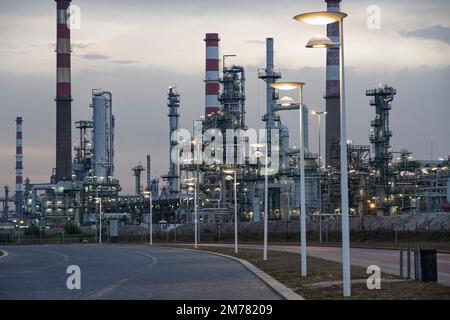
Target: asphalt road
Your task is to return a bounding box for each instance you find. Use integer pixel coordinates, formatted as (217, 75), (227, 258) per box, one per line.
(0, 244), (281, 300)
(192, 243), (450, 286)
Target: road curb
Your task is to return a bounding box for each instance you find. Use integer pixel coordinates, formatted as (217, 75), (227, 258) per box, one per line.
(155, 245), (304, 301)
(0, 249), (9, 260)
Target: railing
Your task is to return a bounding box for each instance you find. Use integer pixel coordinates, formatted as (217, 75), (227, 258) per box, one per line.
(0, 235), (94, 245)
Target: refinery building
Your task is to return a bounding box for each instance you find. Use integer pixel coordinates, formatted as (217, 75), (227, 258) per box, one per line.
(1, 0), (449, 230)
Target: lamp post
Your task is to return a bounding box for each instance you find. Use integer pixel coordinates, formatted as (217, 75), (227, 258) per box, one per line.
(294, 10), (351, 296)
(224, 169), (238, 254)
(144, 191), (153, 245)
(311, 110), (327, 243)
(95, 197), (102, 244)
(187, 178), (198, 248)
(253, 143), (268, 261)
(270, 82), (307, 276)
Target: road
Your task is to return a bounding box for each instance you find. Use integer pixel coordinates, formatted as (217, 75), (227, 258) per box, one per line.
(190, 243), (450, 286)
(0, 244), (281, 300)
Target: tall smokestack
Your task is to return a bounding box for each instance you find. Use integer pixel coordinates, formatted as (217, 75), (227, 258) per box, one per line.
(15, 117), (23, 218)
(168, 87), (180, 194)
(204, 33), (220, 117)
(325, 0), (341, 167)
(146, 155), (151, 191)
(55, 0), (72, 181)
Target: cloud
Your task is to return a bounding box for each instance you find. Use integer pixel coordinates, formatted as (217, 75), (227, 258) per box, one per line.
(80, 52), (109, 60)
(111, 60), (139, 64)
(72, 42), (91, 49)
(400, 25), (450, 44)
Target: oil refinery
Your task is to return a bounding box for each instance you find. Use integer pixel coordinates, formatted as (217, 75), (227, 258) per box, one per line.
(0, 0), (449, 232)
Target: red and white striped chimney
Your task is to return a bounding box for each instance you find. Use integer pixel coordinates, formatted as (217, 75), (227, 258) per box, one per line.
(204, 33), (220, 117)
(55, 0), (72, 181)
(325, 0), (340, 98)
(15, 117), (23, 217)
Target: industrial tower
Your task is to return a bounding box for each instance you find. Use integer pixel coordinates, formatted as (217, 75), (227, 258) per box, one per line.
(324, 0), (341, 168)
(166, 87), (180, 195)
(55, 0), (73, 181)
(367, 85), (396, 216)
(15, 117), (23, 219)
(132, 163), (145, 196)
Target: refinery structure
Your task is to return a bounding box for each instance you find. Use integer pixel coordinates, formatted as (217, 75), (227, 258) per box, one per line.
(1, 0), (449, 230)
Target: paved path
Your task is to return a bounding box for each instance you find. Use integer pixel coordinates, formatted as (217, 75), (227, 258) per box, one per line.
(189, 243), (450, 286)
(0, 244), (281, 300)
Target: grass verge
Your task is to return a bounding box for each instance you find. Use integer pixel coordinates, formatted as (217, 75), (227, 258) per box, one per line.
(160, 244), (450, 300)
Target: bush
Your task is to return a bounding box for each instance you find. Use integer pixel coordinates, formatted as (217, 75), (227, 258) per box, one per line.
(64, 222), (81, 235)
(24, 224), (41, 236)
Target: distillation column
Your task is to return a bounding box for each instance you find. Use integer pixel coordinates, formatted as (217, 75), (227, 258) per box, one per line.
(92, 91), (114, 182)
(367, 85), (396, 216)
(168, 87), (180, 195)
(132, 164), (145, 196)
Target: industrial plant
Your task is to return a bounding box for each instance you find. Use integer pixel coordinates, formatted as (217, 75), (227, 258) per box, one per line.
(1, 0), (449, 232)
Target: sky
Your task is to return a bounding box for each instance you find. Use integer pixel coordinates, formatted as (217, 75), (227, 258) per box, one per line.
(0, 0), (449, 194)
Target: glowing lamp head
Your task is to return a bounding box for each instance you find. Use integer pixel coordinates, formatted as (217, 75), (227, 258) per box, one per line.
(306, 35), (335, 48)
(293, 11), (347, 25)
(270, 82), (305, 91)
(277, 96), (295, 106)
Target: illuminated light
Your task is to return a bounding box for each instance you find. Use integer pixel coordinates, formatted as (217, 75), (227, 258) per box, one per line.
(270, 82), (305, 91)
(293, 11), (348, 25)
(277, 96), (295, 106)
(305, 34), (336, 48)
(253, 151), (264, 158)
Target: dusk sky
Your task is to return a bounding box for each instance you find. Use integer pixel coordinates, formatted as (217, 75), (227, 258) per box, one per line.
(0, 0), (449, 194)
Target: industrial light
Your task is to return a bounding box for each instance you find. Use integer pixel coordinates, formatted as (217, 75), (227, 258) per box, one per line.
(311, 110), (327, 115)
(277, 96), (295, 106)
(253, 151), (264, 158)
(306, 35), (336, 48)
(225, 175), (233, 181)
(293, 11), (347, 25)
(270, 82), (305, 91)
(223, 169), (235, 174)
(251, 142), (266, 148)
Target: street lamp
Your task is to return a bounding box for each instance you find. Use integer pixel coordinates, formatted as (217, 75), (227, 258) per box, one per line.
(224, 169), (238, 254)
(95, 197), (102, 244)
(311, 110), (327, 243)
(270, 81), (307, 277)
(186, 178), (198, 248)
(144, 191), (153, 246)
(252, 142), (269, 261)
(294, 10), (351, 297)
